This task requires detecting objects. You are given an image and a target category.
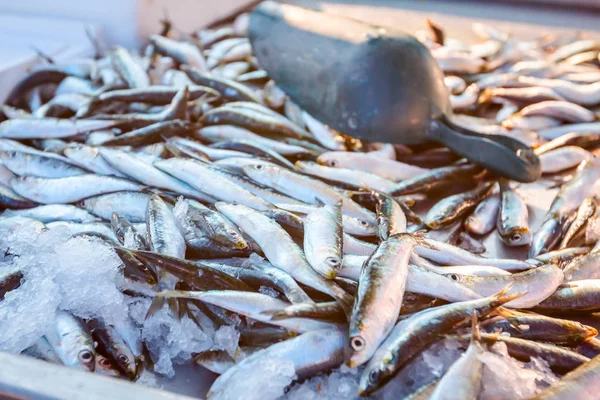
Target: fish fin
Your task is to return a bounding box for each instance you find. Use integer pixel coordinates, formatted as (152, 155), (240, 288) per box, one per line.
(259, 309), (288, 320)
(495, 284), (527, 305)
(494, 307), (525, 319)
(314, 198), (326, 207)
(411, 230), (436, 250)
(145, 296), (166, 320)
(193, 350), (235, 365)
(471, 310), (480, 342)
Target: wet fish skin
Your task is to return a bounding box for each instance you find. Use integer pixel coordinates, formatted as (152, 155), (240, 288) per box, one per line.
(426, 183), (493, 230)
(10, 174), (143, 204)
(0, 150), (89, 178)
(303, 202), (343, 279)
(358, 288), (521, 396)
(497, 180), (531, 246)
(347, 233), (417, 368)
(560, 197), (596, 249)
(44, 311), (96, 372)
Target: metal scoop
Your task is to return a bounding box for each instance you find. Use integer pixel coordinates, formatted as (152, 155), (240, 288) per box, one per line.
(248, 1), (541, 182)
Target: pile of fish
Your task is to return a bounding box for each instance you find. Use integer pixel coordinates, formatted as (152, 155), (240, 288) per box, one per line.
(2, 7), (600, 400)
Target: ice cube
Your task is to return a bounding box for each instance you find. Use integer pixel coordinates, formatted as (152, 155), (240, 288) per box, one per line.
(213, 325), (240, 358)
(478, 342), (558, 400)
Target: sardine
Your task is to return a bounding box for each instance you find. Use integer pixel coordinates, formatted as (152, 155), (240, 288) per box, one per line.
(304, 202), (343, 279)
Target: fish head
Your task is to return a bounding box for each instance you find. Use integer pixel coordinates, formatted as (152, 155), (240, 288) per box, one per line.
(503, 227), (532, 246)
(358, 359), (389, 397)
(346, 323), (377, 368)
(316, 153), (342, 167)
(95, 354), (122, 378)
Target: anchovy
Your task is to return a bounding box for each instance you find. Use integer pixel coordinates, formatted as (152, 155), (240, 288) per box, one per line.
(80, 191), (150, 222)
(317, 151), (428, 181)
(534, 279), (600, 314)
(160, 290), (338, 332)
(480, 314), (597, 345)
(295, 161), (396, 192)
(560, 197), (596, 248)
(416, 238), (533, 271)
(112, 46), (150, 88)
(373, 191), (407, 241)
(426, 183), (493, 229)
(242, 163), (375, 222)
(0, 118), (116, 139)
(10, 174), (143, 204)
(304, 202), (343, 279)
(215, 203), (353, 310)
(446, 263), (564, 308)
(348, 234), (422, 368)
(99, 147), (216, 203)
(497, 180), (531, 246)
(358, 288), (521, 396)
(2, 204), (96, 223)
(150, 35), (207, 70)
(44, 311), (95, 372)
(540, 146), (590, 174)
(155, 158), (272, 210)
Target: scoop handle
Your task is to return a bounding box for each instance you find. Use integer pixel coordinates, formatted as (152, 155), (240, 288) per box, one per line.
(429, 118), (541, 182)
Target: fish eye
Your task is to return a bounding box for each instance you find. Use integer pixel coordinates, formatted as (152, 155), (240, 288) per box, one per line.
(78, 350), (94, 363)
(511, 234), (522, 242)
(254, 164), (264, 170)
(350, 336), (366, 351)
(449, 274), (461, 282)
(328, 160), (338, 167)
(359, 220), (369, 226)
(229, 231), (239, 238)
(99, 358), (111, 367)
(326, 257), (340, 267)
(118, 354), (129, 364)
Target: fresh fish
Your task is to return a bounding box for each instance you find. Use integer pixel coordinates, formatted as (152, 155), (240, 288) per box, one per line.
(197, 125), (310, 156)
(516, 100), (595, 123)
(155, 158), (273, 211)
(358, 288), (521, 396)
(0, 150), (89, 178)
(497, 180), (531, 246)
(534, 279), (600, 314)
(99, 147), (216, 203)
(44, 311), (95, 372)
(373, 191), (407, 241)
(160, 290), (337, 332)
(10, 174), (143, 204)
(215, 203), (353, 309)
(303, 112), (346, 150)
(348, 233), (431, 368)
(480, 314), (597, 345)
(80, 191), (150, 222)
(429, 313), (483, 400)
(426, 183), (493, 229)
(89, 320), (138, 379)
(540, 146), (590, 174)
(150, 35), (207, 70)
(2, 204), (97, 223)
(0, 118), (116, 139)
(533, 353), (600, 399)
(317, 151), (428, 181)
(295, 161), (396, 192)
(445, 263), (563, 308)
(531, 157), (600, 257)
(560, 197), (596, 248)
(304, 202), (343, 279)
(343, 233), (377, 257)
(63, 145), (127, 177)
(146, 194), (185, 259)
(453, 332), (589, 373)
(242, 163), (375, 222)
(112, 46), (150, 88)
(416, 238), (533, 271)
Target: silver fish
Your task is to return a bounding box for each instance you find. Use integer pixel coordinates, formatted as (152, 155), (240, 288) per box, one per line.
(242, 163), (375, 222)
(155, 158), (273, 211)
(44, 311), (95, 372)
(497, 180), (531, 246)
(304, 202), (343, 279)
(10, 174), (143, 204)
